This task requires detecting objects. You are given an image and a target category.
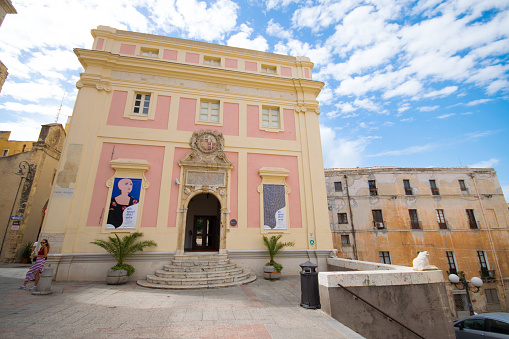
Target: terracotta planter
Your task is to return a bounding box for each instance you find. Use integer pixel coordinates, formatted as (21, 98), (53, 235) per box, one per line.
(21, 258), (31, 264)
(106, 268), (129, 285)
(263, 265), (281, 280)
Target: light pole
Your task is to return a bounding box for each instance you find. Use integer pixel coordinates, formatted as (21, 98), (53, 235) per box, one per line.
(449, 271), (483, 316)
(0, 161), (34, 259)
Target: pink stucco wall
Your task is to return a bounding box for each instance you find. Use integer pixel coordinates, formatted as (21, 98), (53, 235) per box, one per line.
(246, 153), (301, 228)
(163, 49), (178, 61)
(96, 38), (104, 50)
(246, 106), (296, 140)
(177, 98), (239, 136)
(167, 148), (189, 227)
(185, 52), (200, 64)
(225, 58), (238, 69)
(106, 91), (171, 129)
(304, 68), (310, 78)
(86, 143), (165, 227)
(281, 67), (292, 77)
(245, 61), (257, 71)
(119, 44), (136, 55)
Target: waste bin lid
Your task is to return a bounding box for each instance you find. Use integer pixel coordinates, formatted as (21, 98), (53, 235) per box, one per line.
(299, 261), (318, 268)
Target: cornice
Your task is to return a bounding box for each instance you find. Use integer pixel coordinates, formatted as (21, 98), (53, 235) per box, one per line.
(74, 49), (324, 97)
(76, 73), (112, 92)
(0, 0), (16, 13)
(91, 27), (312, 67)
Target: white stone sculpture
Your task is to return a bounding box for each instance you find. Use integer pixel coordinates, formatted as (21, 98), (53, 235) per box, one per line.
(412, 251), (438, 271)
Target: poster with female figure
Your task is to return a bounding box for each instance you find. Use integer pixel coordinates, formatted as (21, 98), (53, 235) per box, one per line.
(106, 178), (142, 229)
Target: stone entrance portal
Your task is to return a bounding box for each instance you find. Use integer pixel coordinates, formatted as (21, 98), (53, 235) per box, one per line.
(176, 130), (233, 255)
(184, 193), (220, 251)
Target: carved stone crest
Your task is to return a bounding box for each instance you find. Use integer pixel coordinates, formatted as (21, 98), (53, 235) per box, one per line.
(186, 130), (227, 163)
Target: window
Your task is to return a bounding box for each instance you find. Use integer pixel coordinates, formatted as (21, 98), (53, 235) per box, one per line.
(429, 180), (439, 195)
(341, 235), (350, 245)
(460, 318), (485, 331)
(258, 167), (291, 232)
(409, 209), (420, 229)
(200, 100), (220, 123)
(334, 181), (343, 192)
(478, 250), (489, 274)
(2, 149), (8, 156)
(446, 251), (457, 274)
(487, 318), (509, 335)
(261, 65), (276, 74)
(459, 179), (468, 192)
(204, 56), (220, 66)
(262, 107), (280, 129)
(379, 251), (391, 264)
(368, 180), (377, 196)
(436, 209), (447, 229)
(485, 288), (500, 304)
(467, 209), (478, 229)
(372, 210), (384, 228)
(403, 179), (413, 195)
(133, 93), (151, 115)
(140, 48), (159, 57)
(337, 213), (348, 224)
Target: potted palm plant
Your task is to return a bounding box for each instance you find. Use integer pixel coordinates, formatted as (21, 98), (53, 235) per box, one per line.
(91, 232), (157, 284)
(262, 235), (294, 280)
(21, 241), (33, 264)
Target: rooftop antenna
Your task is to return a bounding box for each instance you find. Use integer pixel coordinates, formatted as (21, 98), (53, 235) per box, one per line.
(55, 92), (66, 123)
(458, 158), (463, 166)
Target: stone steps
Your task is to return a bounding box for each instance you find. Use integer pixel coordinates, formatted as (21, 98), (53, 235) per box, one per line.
(137, 253), (256, 289)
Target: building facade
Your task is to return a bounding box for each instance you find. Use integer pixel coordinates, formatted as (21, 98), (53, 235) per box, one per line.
(325, 166), (509, 317)
(40, 26), (333, 281)
(0, 131), (34, 156)
(0, 0), (16, 93)
(0, 124), (65, 262)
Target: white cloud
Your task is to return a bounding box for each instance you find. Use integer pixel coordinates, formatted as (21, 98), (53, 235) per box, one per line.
(368, 143), (438, 157)
(469, 158), (500, 168)
(265, 0), (300, 10)
(0, 102), (73, 117)
(383, 79), (422, 99)
(266, 19), (292, 39)
(418, 105), (439, 112)
(486, 80), (509, 95)
(227, 24), (268, 51)
(422, 86), (458, 99)
(465, 98), (493, 106)
(1, 79), (65, 102)
(0, 117), (46, 141)
(398, 103), (411, 113)
(436, 113), (455, 119)
(320, 124), (380, 168)
(465, 130), (500, 139)
(317, 87), (333, 106)
(400, 117), (414, 122)
(273, 39), (331, 65)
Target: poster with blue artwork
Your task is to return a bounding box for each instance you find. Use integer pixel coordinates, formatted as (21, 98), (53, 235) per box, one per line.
(106, 178), (142, 229)
(263, 184), (287, 230)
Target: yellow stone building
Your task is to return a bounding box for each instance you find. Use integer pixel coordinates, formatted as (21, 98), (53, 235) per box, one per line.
(325, 166), (509, 317)
(0, 131), (33, 157)
(41, 26), (334, 284)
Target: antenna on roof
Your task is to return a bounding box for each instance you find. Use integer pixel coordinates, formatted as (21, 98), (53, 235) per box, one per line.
(55, 92), (66, 123)
(458, 158), (463, 166)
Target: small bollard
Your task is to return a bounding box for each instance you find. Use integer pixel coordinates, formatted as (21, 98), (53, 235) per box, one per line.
(32, 267), (53, 295)
(300, 261), (320, 309)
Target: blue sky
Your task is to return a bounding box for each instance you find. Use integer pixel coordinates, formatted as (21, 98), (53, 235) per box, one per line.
(0, 0), (508, 200)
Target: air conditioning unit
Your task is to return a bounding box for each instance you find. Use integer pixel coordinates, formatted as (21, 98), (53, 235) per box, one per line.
(374, 222), (385, 229)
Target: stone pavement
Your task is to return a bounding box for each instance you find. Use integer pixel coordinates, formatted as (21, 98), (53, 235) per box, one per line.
(0, 264), (364, 339)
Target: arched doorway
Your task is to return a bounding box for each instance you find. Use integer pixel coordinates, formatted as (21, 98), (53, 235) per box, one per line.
(184, 193), (221, 251)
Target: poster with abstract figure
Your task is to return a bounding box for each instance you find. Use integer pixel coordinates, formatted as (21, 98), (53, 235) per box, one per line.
(263, 184), (287, 230)
(106, 178), (142, 229)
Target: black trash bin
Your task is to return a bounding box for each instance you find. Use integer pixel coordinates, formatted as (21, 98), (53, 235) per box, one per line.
(300, 261), (320, 309)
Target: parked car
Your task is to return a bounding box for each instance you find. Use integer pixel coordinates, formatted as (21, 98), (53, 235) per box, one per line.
(454, 313), (509, 338)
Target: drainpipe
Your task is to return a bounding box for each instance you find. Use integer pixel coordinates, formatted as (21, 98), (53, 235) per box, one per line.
(470, 173), (505, 299)
(344, 175), (358, 260)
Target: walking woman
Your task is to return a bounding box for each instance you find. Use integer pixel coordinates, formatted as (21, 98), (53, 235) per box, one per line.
(18, 239), (49, 291)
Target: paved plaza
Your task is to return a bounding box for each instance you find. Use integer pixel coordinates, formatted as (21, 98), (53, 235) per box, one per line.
(0, 264), (363, 338)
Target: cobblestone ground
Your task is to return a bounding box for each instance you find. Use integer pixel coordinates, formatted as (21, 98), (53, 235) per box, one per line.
(0, 264), (363, 339)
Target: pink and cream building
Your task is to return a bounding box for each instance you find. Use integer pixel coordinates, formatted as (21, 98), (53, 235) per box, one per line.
(41, 26), (333, 281)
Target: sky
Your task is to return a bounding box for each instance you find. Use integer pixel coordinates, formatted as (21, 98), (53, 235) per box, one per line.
(0, 0), (508, 200)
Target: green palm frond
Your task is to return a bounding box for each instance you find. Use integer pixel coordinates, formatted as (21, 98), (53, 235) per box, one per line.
(262, 235), (294, 264)
(91, 232), (157, 266)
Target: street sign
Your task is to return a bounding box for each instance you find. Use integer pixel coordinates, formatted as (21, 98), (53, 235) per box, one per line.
(10, 216), (23, 221)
